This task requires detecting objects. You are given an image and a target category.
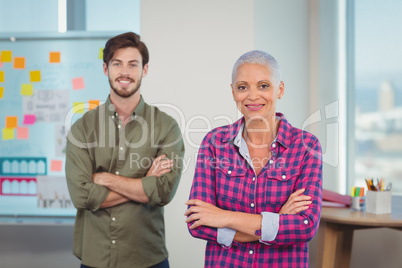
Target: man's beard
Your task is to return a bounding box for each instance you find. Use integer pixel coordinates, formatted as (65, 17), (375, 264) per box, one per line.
(109, 76), (142, 98)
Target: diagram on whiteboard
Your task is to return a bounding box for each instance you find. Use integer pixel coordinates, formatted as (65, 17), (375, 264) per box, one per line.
(0, 34), (110, 217)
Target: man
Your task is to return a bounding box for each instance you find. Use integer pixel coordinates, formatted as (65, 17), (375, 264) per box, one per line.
(66, 32), (184, 268)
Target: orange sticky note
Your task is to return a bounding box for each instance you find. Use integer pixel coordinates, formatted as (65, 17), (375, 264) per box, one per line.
(0, 87), (3, 99)
(72, 77), (85, 90)
(21, 84), (33, 96)
(99, 48), (103, 60)
(16, 127), (29, 140)
(89, 100), (100, 110)
(73, 102), (85, 114)
(50, 160), (63, 172)
(13, 57), (25, 69)
(5, 116), (18, 128)
(2, 128), (14, 140)
(30, 70), (41, 82)
(0, 51), (12, 62)
(0, 71), (4, 82)
(49, 52), (61, 63)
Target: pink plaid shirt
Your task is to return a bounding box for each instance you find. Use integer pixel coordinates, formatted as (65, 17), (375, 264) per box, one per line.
(187, 113), (323, 267)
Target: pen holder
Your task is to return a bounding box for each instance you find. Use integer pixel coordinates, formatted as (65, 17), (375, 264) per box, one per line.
(366, 191), (391, 214)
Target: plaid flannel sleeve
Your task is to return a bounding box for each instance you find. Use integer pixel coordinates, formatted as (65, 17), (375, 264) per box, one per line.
(261, 139), (323, 245)
(187, 132), (220, 242)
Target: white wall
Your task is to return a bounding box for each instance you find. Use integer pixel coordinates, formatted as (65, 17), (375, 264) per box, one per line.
(140, 1), (254, 267)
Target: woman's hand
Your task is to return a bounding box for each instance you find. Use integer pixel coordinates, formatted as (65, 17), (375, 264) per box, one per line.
(184, 199), (230, 229)
(279, 188), (312, 215)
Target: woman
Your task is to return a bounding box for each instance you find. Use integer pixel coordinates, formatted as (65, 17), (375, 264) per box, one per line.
(185, 50), (322, 267)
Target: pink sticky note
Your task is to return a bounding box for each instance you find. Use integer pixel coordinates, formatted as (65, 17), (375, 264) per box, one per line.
(0, 61), (3, 68)
(16, 127), (29, 139)
(50, 160), (63, 172)
(72, 77), (85, 90)
(23, 114), (36, 125)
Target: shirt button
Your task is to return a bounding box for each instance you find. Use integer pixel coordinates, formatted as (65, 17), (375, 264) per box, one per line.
(269, 160), (273, 164)
(252, 176), (256, 181)
(115, 171), (119, 175)
(282, 175), (286, 180)
(249, 250), (254, 255)
(304, 219), (309, 225)
(111, 115), (115, 119)
(112, 240), (116, 244)
(272, 143), (276, 148)
(250, 203), (255, 208)
(134, 115), (137, 119)
(112, 217), (116, 221)
(228, 170), (232, 175)
(117, 125), (121, 129)
(120, 147), (123, 150)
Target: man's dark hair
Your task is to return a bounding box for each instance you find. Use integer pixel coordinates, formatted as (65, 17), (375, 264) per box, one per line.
(103, 32), (149, 67)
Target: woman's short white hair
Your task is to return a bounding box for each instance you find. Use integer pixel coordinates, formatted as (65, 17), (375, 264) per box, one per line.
(231, 50), (282, 85)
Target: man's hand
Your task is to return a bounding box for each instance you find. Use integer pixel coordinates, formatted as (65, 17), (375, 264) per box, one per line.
(146, 154), (174, 177)
(184, 199), (230, 229)
(279, 188), (312, 215)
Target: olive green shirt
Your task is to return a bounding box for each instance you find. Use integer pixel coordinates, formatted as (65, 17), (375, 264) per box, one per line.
(65, 95), (184, 268)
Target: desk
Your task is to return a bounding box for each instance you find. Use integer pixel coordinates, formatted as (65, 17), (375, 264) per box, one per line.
(315, 195), (402, 268)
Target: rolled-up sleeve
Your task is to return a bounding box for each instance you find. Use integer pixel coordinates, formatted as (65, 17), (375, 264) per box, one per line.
(261, 139), (323, 245)
(65, 123), (110, 212)
(142, 121), (185, 206)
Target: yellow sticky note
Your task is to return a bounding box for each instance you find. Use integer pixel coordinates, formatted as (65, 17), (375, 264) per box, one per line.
(73, 102), (85, 114)
(16, 127), (29, 140)
(30, 70), (41, 82)
(0, 87), (4, 99)
(0, 71), (4, 82)
(1, 51), (12, 62)
(89, 100), (100, 110)
(99, 48), (103, 60)
(21, 84), (33, 96)
(13, 57), (26, 69)
(5, 116), (18, 128)
(49, 52), (61, 63)
(2, 128), (14, 140)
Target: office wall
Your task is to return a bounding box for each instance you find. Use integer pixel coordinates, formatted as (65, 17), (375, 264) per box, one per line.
(140, 1), (254, 267)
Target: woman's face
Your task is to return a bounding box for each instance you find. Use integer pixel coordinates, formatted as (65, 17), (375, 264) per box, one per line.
(231, 63), (284, 123)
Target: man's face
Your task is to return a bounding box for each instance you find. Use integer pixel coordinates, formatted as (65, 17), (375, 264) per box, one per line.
(103, 47), (148, 98)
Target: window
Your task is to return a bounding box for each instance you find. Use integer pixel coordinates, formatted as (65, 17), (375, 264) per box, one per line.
(351, 0), (402, 194)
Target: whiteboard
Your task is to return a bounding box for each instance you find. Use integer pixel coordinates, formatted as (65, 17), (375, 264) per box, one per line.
(0, 32), (121, 219)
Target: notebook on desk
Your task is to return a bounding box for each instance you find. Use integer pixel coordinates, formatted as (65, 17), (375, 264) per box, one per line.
(322, 189), (352, 207)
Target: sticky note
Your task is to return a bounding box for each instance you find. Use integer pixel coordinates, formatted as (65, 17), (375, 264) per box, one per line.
(73, 102), (85, 114)
(99, 48), (103, 60)
(0, 71), (4, 82)
(2, 128), (14, 140)
(89, 100), (100, 110)
(0, 61), (3, 68)
(50, 160), (63, 172)
(23, 114), (36, 125)
(0, 87), (3, 99)
(0, 51), (12, 62)
(5, 116), (18, 128)
(72, 77), (85, 90)
(21, 84), (33, 96)
(30, 70), (41, 82)
(16, 127), (29, 139)
(49, 52), (61, 63)
(13, 57), (25, 69)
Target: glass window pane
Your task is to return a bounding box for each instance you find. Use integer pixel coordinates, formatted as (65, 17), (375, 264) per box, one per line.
(354, 0), (402, 194)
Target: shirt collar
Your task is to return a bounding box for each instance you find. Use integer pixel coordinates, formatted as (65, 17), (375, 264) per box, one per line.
(227, 112), (292, 149)
(105, 94), (146, 118)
